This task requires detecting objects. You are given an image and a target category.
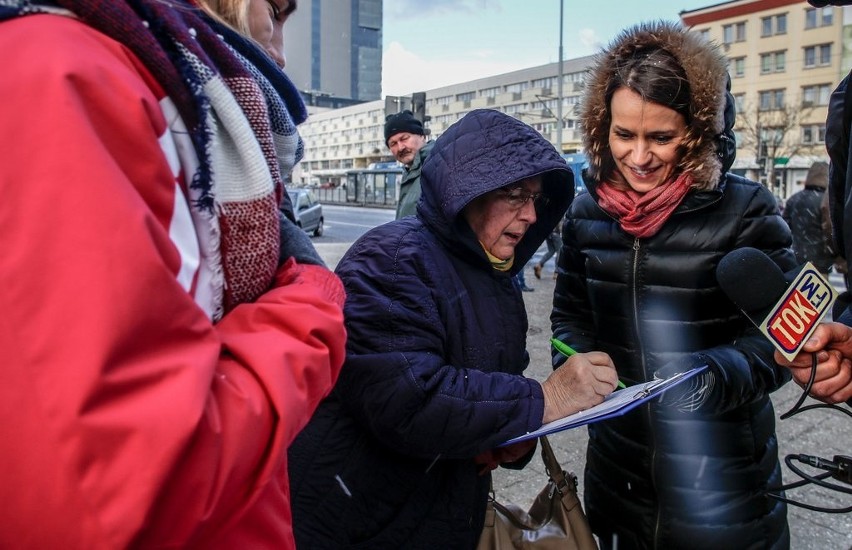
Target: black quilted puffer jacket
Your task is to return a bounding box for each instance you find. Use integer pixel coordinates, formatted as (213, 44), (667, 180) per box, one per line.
(553, 173), (797, 549)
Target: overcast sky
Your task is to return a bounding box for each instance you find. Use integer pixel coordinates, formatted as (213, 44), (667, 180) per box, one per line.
(382, 0), (717, 97)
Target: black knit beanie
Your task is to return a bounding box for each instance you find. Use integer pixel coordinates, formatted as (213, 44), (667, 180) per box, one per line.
(384, 110), (424, 145)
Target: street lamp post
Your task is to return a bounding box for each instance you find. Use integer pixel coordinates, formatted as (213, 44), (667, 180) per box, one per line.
(556, 0), (564, 152)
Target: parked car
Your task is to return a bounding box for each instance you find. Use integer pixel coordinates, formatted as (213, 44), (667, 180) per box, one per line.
(288, 189), (324, 237)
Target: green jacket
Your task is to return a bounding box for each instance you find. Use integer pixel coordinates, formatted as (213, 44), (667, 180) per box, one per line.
(395, 140), (434, 219)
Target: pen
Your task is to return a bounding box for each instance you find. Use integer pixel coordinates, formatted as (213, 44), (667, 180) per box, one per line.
(550, 337), (627, 389)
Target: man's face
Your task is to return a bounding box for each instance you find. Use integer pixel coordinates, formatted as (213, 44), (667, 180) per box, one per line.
(388, 132), (427, 166)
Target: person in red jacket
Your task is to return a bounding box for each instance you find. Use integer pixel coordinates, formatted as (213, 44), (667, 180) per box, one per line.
(0, 1), (346, 548)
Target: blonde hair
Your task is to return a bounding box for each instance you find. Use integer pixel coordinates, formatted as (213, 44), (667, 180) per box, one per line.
(195, 0), (251, 36)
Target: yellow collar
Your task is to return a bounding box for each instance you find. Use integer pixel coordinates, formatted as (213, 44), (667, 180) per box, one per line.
(481, 244), (514, 272)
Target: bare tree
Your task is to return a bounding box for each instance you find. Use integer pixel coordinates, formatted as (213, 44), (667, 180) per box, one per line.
(735, 97), (815, 188)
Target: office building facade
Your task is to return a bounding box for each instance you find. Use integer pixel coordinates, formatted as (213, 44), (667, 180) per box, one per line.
(284, 0), (382, 105)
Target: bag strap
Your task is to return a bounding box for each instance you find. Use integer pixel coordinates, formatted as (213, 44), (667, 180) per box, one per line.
(539, 436), (575, 496)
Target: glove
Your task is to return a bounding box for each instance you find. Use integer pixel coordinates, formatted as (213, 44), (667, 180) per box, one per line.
(279, 210), (326, 267)
(473, 439), (537, 475)
(654, 353), (719, 412)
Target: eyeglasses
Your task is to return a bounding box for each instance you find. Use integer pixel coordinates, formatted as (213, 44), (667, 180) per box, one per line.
(498, 187), (548, 209)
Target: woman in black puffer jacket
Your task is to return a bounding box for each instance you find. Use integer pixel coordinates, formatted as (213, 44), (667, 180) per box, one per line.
(550, 21), (797, 549)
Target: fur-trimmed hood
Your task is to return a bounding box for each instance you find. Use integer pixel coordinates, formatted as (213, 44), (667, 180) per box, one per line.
(581, 21), (730, 191)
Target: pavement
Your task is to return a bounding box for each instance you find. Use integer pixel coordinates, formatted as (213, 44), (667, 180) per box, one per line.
(315, 242), (852, 549)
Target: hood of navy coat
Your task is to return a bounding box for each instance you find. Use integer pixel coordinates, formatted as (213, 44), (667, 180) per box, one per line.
(416, 109), (574, 273)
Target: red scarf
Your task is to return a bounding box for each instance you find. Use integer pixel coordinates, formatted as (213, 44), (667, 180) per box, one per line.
(596, 173), (693, 238)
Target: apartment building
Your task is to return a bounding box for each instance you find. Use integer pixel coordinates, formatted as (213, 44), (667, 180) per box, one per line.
(682, 0), (845, 197)
(296, 1), (847, 199)
(295, 56), (594, 188)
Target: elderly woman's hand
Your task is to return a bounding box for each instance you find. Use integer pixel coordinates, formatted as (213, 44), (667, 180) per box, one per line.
(540, 352), (617, 424)
(473, 439), (537, 475)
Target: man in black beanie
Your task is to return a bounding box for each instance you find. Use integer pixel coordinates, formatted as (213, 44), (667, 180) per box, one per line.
(385, 110), (433, 219)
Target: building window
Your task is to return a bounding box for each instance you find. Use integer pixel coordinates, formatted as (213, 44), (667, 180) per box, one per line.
(723, 21), (746, 44)
(759, 89), (785, 110)
(532, 122), (554, 134)
(761, 14), (787, 37)
(532, 98), (557, 111)
(777, 13), (787, 34)
(455, 92), (474, 102)
(357, 0), (381, 30)
(479, 87), (500, 98)
(802, 83), (832, 106)
(504, 82), (529, 94)
(802, 123), (827, 144)
(805, 6), (833, 29)
(760, 51), (786, 73)
(532, 77), (555, 89)
(698, 28), (710, 41)
(803, 44), (832, 68)
(733, 93), (745, 113)
(435, 95), (451, 106)
(730, 57), (746, 78)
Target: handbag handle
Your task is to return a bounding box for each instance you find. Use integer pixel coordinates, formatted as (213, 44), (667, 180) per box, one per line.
(539, 436), (574, 496)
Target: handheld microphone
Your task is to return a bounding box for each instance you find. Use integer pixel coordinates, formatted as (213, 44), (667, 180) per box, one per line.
(716, 247), (837, 361)
(719, 249), (852, 512)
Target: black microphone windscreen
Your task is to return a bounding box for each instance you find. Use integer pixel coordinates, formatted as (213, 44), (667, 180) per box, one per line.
(716, 247), (788, 326)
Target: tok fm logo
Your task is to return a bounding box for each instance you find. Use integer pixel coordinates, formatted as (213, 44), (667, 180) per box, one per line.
(763, 264), (837, 361)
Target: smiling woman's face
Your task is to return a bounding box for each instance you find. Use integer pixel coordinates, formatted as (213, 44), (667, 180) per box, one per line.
(464, 176), (542, 261)
(608, 87), (687, 194)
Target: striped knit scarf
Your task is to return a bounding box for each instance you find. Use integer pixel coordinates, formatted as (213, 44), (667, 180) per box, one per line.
(0, 0), (307, 319)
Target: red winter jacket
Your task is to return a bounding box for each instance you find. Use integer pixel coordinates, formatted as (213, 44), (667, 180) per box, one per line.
(0, 14), (345, 549)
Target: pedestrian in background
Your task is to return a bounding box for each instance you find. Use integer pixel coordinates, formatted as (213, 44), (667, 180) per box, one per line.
(551, 21), (795, 548)
(0, 1), (346, 548)
(385, 109), (434, 219)
(534, 217), (564, 280)
(289, 109), (617, 549)
(514, 263), (536, 291)
(821, 185), (848, 286)
(783, 161), (834, 275)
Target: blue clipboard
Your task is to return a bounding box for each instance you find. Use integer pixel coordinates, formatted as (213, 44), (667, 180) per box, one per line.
(501, 365), (709, 446)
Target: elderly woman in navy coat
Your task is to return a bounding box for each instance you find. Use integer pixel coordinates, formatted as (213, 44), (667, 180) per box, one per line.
(288, 109), (618, 549)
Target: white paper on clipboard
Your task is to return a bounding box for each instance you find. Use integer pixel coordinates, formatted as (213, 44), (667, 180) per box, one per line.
(501, 365), (709, 446)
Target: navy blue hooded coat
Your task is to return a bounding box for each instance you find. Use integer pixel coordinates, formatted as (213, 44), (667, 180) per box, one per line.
(288, 109), (574, 549)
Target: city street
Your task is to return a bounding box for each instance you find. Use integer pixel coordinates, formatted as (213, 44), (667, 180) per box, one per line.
(309, 204), (395, 244)
(313, 208), (852, 549)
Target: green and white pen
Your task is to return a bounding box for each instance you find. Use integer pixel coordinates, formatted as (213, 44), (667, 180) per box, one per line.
(550, 337), (627, 389)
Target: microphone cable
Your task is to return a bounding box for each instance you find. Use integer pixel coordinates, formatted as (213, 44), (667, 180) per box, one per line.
(767, 354), (852, 513)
